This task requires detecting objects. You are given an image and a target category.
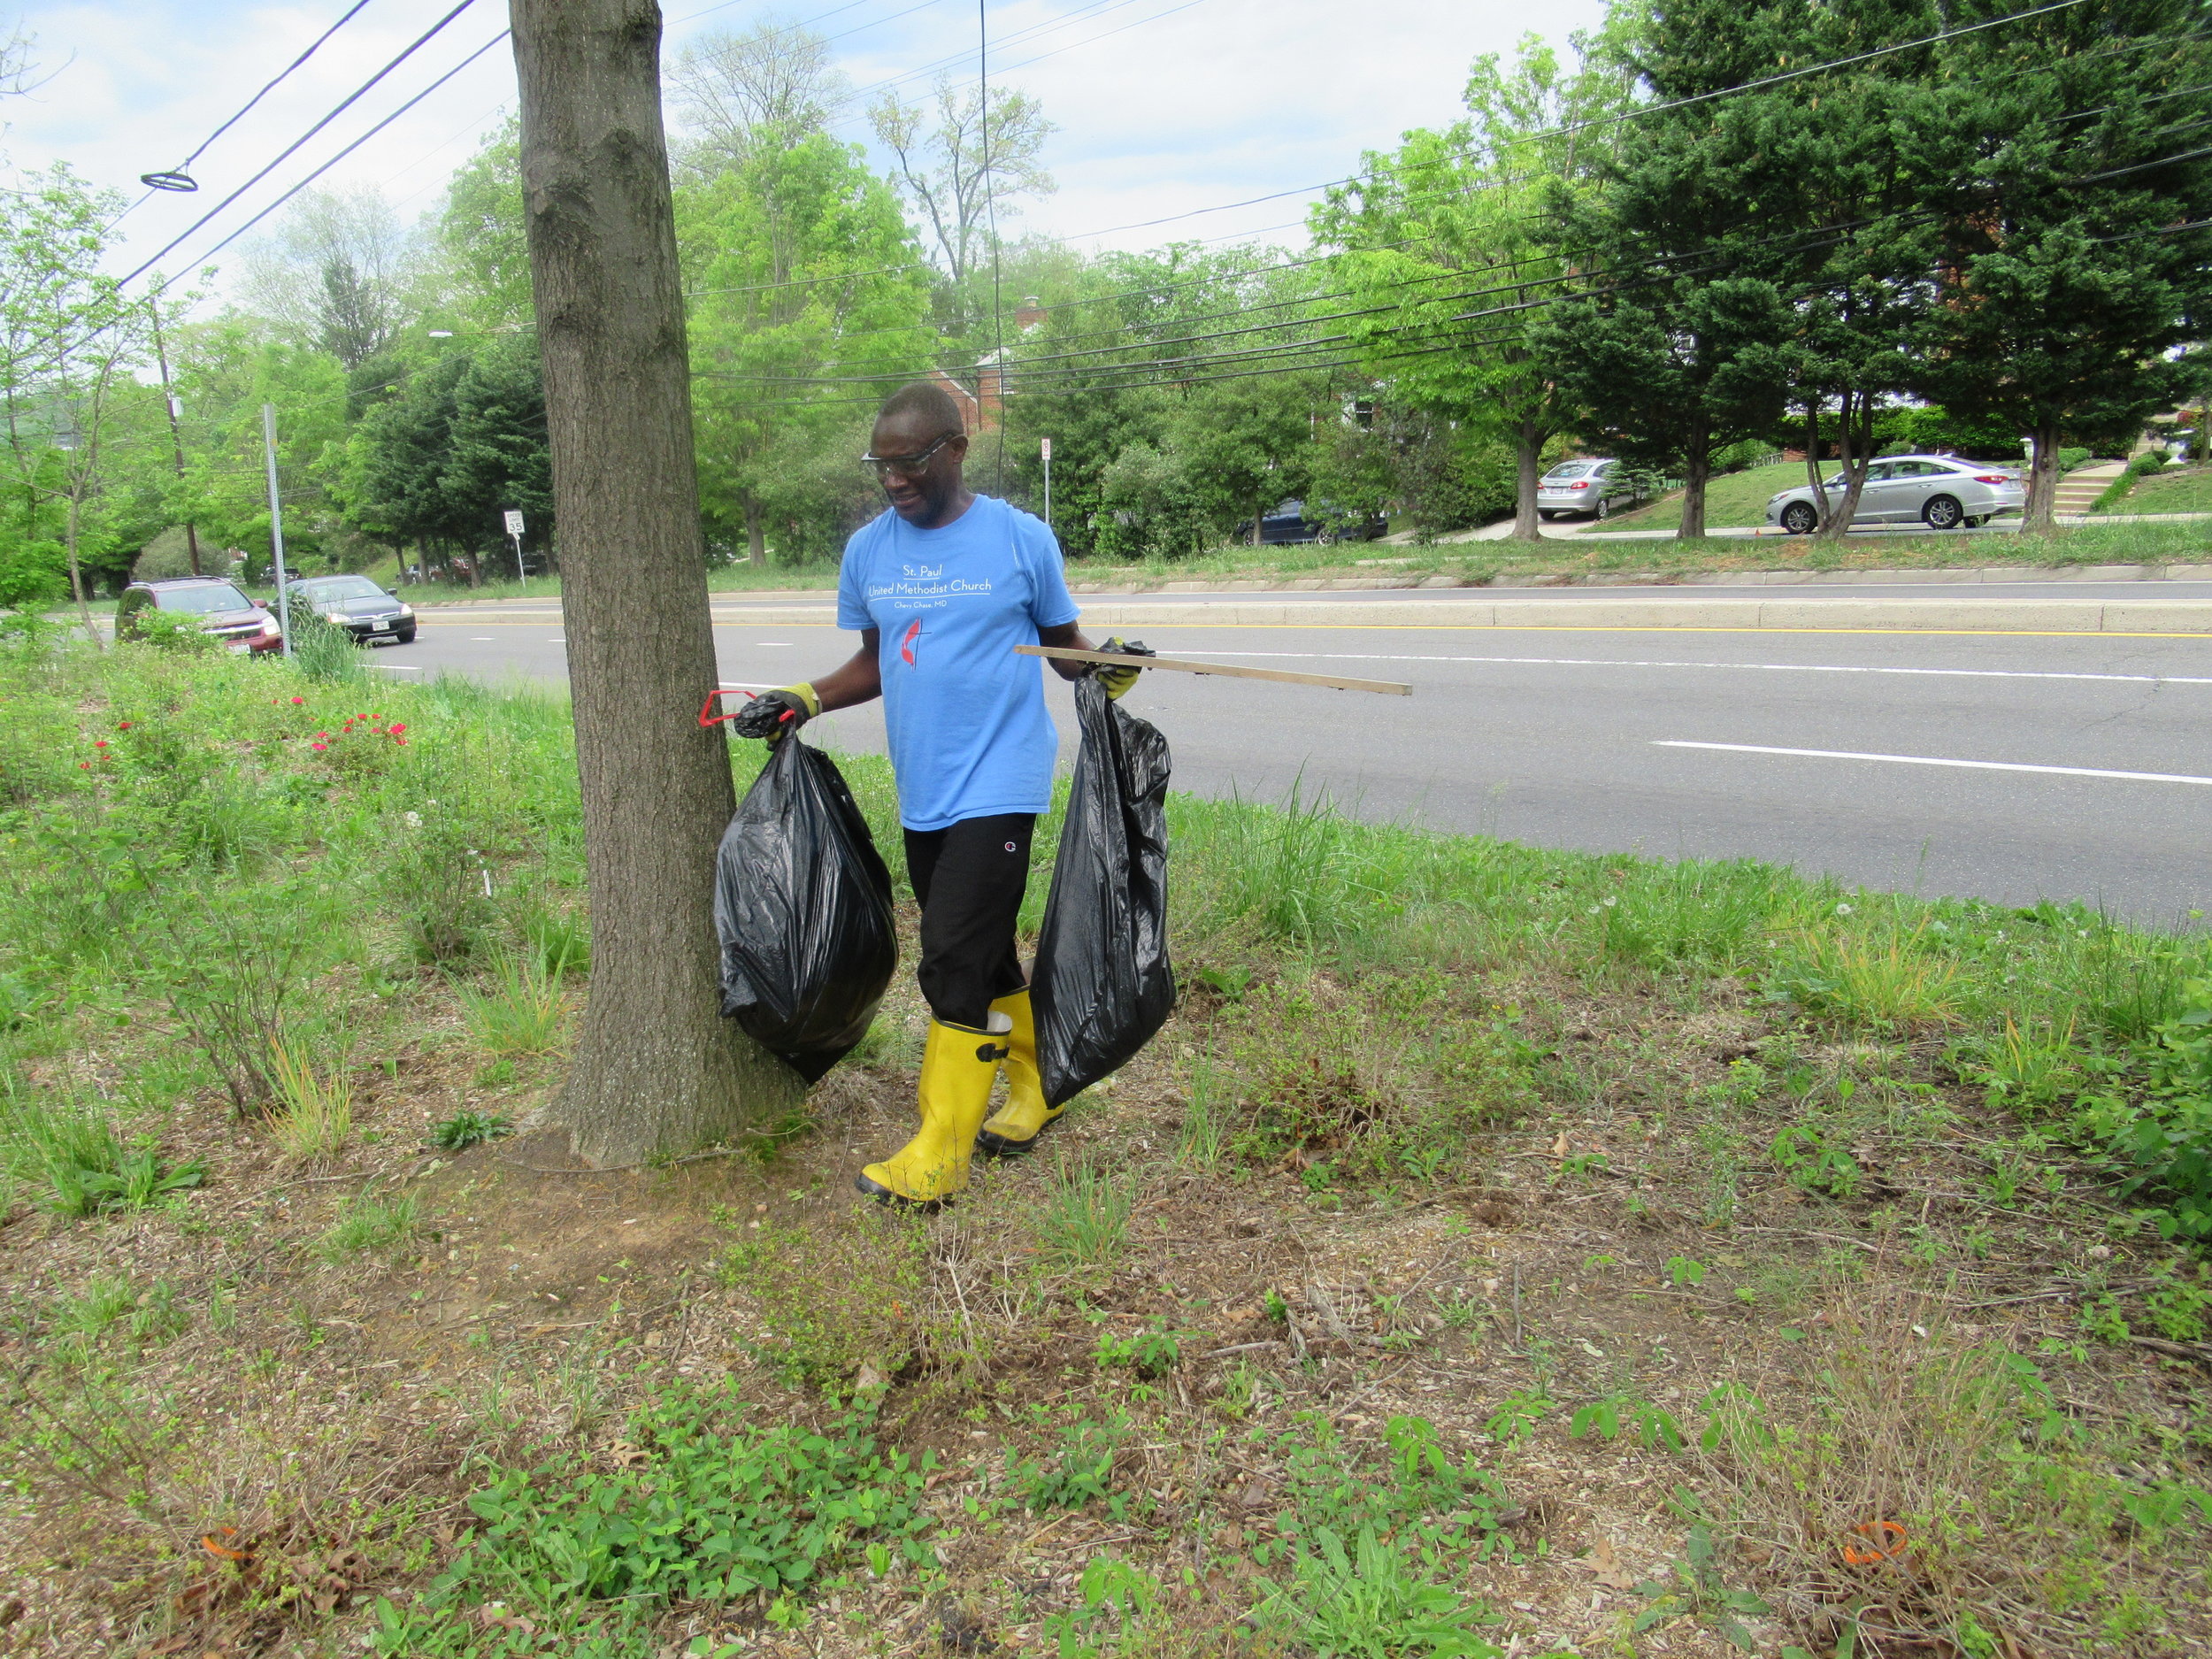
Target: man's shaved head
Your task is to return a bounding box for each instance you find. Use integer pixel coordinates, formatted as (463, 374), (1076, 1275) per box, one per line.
(876, 381), (965, 444)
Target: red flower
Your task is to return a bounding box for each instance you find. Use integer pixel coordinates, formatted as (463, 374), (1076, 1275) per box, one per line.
(79, 761), (90, 770)
(290, 697), (304, 705)
(94, 740), (107, 749)
(311, 742), (328, 752)
(394, 737), (407, 746)
(116, 721), (131, 730)
(388, 722), (406, 735)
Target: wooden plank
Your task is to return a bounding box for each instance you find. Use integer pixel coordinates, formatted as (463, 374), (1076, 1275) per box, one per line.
(1015, 644), (1411, 696)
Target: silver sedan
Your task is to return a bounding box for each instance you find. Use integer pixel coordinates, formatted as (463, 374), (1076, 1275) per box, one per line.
(1765, 456), (2025, 534)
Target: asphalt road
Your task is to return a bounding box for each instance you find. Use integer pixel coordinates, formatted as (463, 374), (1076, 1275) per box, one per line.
(384, 603), (2212, 923)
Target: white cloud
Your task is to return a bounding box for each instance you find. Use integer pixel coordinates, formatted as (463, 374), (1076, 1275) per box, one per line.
(1, 0), (1607, 289)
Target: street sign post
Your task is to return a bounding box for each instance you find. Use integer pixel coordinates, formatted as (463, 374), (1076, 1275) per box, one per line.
(503, 509), (527, 588)
(1041, 436), (1053, 531)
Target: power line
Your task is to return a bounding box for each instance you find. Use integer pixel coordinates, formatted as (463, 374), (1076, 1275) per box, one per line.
(117, 0), (485, 288)
(137, 33), (513, 300)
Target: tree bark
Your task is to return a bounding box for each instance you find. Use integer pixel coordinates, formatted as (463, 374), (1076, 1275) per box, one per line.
(65, 491), (101, 652)
(1803, 403), (1826, 529)
(2023, 419), (2062, 534)
(511, 0), (800, 1167)
(1511, 421), (1543, 541)
(743, 487), (765, 565)
(1676, 431), (1710, 541)
(1814, 390), (1870, 544)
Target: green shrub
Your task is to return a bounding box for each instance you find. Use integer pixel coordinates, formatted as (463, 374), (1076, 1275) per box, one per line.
(718, 1214), (930, 1385)
(2055, 446), (2093, 472)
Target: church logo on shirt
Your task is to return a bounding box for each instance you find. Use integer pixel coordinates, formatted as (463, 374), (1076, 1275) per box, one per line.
(900, 617), (922, 667)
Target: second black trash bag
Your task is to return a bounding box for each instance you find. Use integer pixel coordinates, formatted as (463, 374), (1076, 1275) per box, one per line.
(712, 735), (897, 1083)
(1033, 673), (1175, 1106)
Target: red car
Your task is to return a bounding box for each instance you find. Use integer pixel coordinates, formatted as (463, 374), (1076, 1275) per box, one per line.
(116, 578), (284, 653)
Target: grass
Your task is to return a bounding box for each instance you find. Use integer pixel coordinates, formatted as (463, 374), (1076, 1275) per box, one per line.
(1, 627), (2208, 1656)
(2094, 459), (2212, 516)
(1601, 458), (1810, 531)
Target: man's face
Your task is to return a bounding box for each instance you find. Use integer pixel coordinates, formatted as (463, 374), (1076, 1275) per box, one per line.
(870, 411), (968, 524)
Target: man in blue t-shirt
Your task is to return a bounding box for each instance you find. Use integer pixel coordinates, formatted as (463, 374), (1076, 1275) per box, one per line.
(732, 382), (1142, 1205)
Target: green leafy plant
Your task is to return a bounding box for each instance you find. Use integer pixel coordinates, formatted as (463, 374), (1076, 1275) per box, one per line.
(1482, 1388), (1551, 1447)
(1094, 1320), (1184, 1378)
(430, 1109), (513, 1152)
(1570, 1394), (1686, 1453)
(1011, 1409), (1131, 1514)
(1040, 1556), (1163, 1659)
(377, 1393), (933, 1650)
(0, 1085), (202, 1216)
(1632, 1520), (1770, 1651)
(1265, 1525), (1502, 1658)
(1770, 1125), (1861, 1198)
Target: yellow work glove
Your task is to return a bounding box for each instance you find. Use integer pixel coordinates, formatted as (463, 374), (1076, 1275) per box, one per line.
(1095, 637), (1153, 701)
(732, 682), (820, 741)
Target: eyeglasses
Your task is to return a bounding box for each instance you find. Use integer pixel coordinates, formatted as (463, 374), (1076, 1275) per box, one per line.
(861, 433), (955, 480)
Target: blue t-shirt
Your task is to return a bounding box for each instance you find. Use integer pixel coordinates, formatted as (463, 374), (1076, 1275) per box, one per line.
(836, 495), (1080, 832)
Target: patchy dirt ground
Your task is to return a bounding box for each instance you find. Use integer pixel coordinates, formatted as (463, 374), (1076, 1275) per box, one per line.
(3, 947), (2208, 1658)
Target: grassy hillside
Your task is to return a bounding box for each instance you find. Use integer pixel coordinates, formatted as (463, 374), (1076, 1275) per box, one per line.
(1600, 460), (1812, 531)
(2096, 462), (2212, 516)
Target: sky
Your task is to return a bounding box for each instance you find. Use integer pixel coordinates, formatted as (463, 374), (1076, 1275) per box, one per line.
(2, 0), (1609, 295)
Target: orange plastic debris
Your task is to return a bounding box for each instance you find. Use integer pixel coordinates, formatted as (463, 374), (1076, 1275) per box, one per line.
(201, 1526), (250, 1563)
(1840, 1518), (1909, 1565)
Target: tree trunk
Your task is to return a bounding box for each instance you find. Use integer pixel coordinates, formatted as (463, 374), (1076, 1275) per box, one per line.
(1676, 434), (1711, 540)
(1251, 486), (1264, 548)
(65, 491), (101, 652)
(1511, 422), (1542, 541)
(1814, 390), (1870, 544)
(1803, 403), (1827, 528)
(184, 522), (203, 578)
(2024, 419), (2062, 534)
(743, 488), (765, 565)
(511, 0), (800, 1167)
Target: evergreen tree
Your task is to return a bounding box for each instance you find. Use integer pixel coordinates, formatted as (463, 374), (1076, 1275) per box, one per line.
(1900, 0), (2212, 528)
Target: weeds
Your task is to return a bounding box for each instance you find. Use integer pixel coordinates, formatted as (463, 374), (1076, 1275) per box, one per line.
(1033, 1156), (1136, 1268)
(429, 1109), (512, 1151)
(457, 954), (569, 1056)
(268, 1041), (352, 1162)
(319, 1194), (419, 1260)
(0, 1082), (202, 1216)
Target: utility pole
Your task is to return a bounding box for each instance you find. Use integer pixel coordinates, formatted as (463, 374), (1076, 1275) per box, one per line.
(260, 404), (294, 657)
(510, 0), (798, 1166)
(148, 299), (202, 577)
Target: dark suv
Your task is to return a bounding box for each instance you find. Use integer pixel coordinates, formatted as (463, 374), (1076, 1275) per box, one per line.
(285, 574), (416, 644)
(115, 578), (282, 653)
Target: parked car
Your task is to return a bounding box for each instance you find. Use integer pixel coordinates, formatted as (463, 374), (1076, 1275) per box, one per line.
(1232, 498), (1386, 545)
(285, 573), (417, 644)
(1537, 458), (1648, 521)
(1765, 456), (2025, 534)
(115, 577), (282, 653)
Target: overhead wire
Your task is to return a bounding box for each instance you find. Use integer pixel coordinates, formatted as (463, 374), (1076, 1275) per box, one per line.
(116, 0), (485, 288)
(112, 0), (385, 227)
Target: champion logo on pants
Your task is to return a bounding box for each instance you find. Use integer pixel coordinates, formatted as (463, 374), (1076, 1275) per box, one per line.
(900, 618), (922, 666)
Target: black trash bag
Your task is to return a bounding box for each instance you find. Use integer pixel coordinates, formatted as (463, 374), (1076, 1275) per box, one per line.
(712, 735), (897, 1083)
(1033, 673), (1175, 1106)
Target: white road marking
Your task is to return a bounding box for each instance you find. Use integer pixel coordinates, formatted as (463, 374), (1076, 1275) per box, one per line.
(1655, 741), (2212, 787)
(1184, 650), (2212, 686)
(471, 636), (495, 641)
(376, 664), (423, 672)
(549, 636), (565, 643)
(753, 641), (794, 647)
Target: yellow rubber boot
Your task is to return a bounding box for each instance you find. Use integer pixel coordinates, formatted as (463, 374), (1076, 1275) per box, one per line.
(976, 988), (1064, 1157)
(856, 1014), (1010, 1206)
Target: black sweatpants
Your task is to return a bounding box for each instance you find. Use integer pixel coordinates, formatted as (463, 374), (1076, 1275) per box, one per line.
(902, 813), (1036, 1029)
